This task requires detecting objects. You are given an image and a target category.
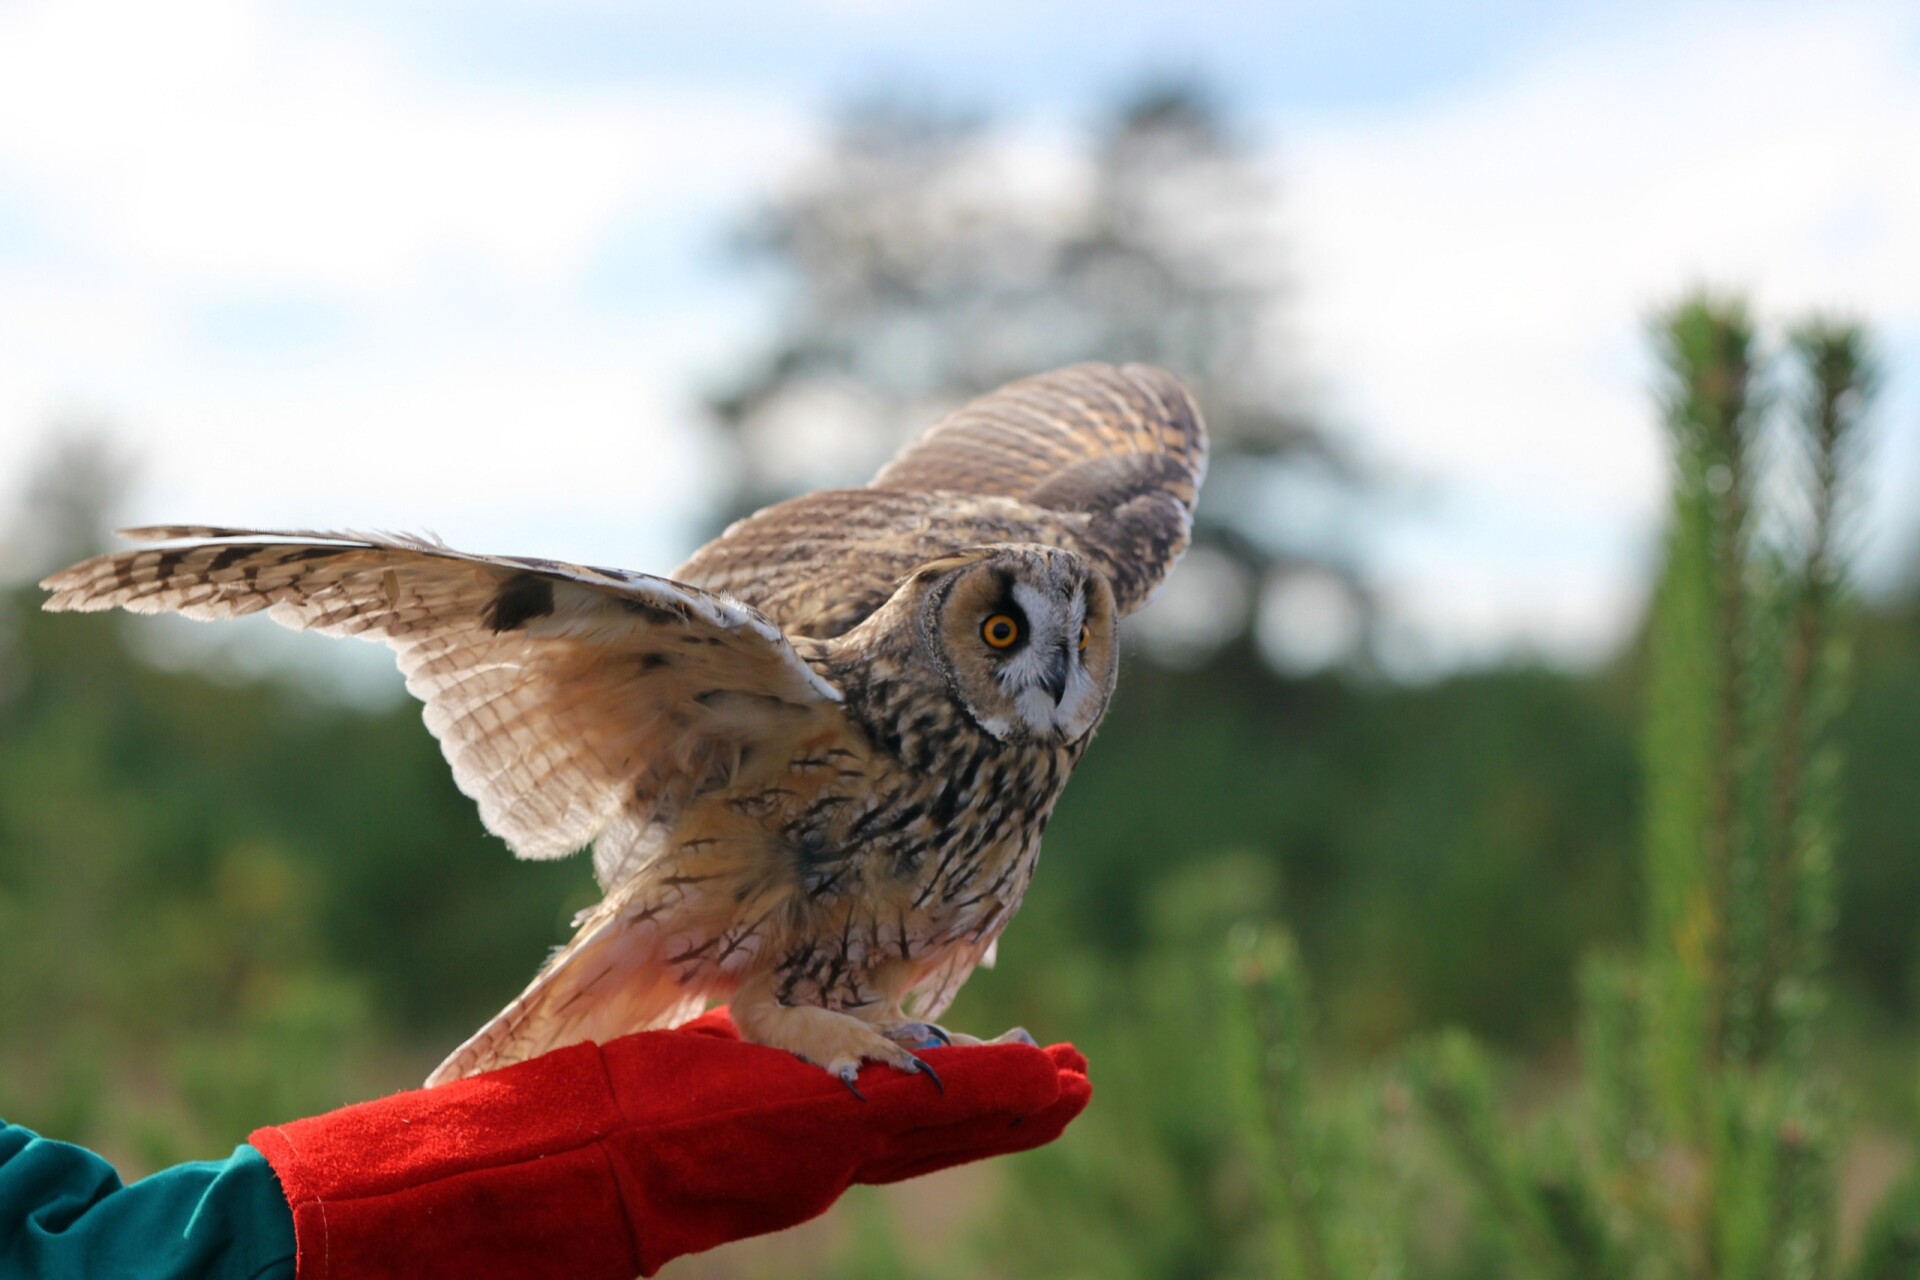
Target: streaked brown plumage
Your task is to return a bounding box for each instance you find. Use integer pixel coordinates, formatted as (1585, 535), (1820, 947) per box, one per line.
(40, 362), (1205, 1087)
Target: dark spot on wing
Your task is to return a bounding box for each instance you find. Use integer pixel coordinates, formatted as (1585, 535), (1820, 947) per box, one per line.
(621, 597), (689, 626)
(484, 572), (556, 632)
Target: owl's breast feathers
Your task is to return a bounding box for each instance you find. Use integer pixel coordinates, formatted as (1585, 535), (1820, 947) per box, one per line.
(630, 633), (1084, 1016)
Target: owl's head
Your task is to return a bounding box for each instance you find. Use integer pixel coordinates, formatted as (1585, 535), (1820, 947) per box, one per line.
(907, 545), (1119, 745)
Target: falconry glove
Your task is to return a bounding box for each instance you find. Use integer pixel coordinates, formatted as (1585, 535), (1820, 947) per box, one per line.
(248, 1008), (1090, 1279)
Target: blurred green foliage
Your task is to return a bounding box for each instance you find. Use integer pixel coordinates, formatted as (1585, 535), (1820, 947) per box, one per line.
(3, 436), (1918, 1274)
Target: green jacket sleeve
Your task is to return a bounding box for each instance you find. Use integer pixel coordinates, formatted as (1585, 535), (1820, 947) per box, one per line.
(0, 1121), (295, 1280)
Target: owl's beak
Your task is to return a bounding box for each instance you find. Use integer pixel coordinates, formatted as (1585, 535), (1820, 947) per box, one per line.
(1039, 645), (1071, 705)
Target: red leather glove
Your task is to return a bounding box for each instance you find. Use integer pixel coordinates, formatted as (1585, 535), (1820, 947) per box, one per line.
(249, 1009), (1090, 1279)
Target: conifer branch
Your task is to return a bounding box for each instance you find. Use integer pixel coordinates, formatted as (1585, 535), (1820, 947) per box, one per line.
(1230, 925), (1338, 1280)
(1753, 321), (1872, 1060)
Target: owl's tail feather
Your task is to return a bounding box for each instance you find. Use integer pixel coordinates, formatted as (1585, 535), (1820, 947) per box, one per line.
(425, 907), (708, 1087)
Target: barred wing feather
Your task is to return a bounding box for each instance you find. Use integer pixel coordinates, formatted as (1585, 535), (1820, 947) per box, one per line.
(41, 527), (842, 880)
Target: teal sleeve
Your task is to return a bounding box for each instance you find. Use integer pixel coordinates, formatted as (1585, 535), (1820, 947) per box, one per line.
(0, 1121), (296, 1280)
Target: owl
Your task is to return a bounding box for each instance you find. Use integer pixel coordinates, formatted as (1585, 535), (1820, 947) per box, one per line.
(41, 362), (1206, 1092)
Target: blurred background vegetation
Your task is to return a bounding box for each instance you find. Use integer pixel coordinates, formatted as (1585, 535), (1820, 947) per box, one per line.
(3, 72), (1919, 1280)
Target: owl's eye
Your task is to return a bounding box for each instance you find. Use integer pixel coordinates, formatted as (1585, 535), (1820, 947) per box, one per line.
(1079, 623), (1091, 652)
(982, 614), (1021, 648)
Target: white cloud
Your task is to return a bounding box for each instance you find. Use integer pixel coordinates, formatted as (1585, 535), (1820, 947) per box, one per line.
(0, 0), (812, 575)
(1284, 0), (1920, 666)
(0, 0), (806, 295)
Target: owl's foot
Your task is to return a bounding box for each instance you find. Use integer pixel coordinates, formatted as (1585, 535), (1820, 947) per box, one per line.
(731, 984), (942, 1099)
(880, 1021), (1038, 1050)
(880, 1021), (954, 1051)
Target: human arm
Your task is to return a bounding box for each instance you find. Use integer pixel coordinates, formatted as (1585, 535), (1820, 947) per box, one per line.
(0, 1122), (294, 1280)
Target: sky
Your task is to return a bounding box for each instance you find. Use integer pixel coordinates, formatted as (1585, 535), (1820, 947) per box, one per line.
(0, 0), (1915, 676)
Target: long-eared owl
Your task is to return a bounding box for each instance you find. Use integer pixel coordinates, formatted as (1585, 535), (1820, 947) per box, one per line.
(41, 363), (1206, 1088)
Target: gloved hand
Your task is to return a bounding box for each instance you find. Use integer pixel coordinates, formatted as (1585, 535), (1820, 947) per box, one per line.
(249, 1008), (1090, 1279)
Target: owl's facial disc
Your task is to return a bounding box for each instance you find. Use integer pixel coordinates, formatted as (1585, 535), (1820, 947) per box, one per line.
(927, 549), (1118, 744)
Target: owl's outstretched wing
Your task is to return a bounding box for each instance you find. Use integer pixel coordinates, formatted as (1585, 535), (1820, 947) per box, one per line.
(676, 362), (1207, 636)
(41, 528), (841, 882)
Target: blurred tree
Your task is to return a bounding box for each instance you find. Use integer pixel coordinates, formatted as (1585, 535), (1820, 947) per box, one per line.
(2, 428), (133, 574)
(708, 78), (1366, 667)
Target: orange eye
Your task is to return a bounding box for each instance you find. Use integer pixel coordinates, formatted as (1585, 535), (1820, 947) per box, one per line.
(1079, 623), (1091, 652)
(982, 614), (1020, 648)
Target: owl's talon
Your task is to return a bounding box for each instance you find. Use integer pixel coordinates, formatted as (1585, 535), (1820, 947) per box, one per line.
(993, 1026), (1038, 1047)
(838, 1065), (867, 1101)
(908, 1055), (945, 1094)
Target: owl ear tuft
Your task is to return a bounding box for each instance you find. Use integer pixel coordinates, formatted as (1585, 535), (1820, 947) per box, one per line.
(910, 551), (990, 585)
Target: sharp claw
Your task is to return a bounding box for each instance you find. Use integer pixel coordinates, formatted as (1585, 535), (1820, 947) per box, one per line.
(909, 1055), (945, 1094)
(993, 1027), (1038, 1047)
(839, 1065), (867, 1101)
